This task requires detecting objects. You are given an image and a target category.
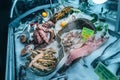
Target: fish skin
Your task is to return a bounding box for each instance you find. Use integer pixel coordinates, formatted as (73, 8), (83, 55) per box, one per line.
(100, 38), (120, 61)
(91, 38), (120, 67)
(48, 29), (55, 42)
(58, 18), (96, 36)
(65, 37), (108, 66)
(104, 57), (120, 66)
(75, 18), (96, 31)
(102, 51), (120, 66)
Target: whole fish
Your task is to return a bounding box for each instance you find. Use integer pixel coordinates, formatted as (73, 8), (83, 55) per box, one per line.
(105, 58), (120, 66)
(100, 38), (120, 60)
(91, 38), (120, 68)
(66, 37), (108, 66)
(103, 51), (120, 66)
(58, 18), (96, 36)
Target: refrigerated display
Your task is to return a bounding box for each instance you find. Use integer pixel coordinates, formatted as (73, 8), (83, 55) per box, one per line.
(6, 0), (120, 80)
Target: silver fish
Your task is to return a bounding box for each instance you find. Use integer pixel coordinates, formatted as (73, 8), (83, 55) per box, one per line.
(105, 58), (120, 66)
(91, 38), (120, 67)
(103, 51), (120, 66)
(100, 38), (120, 61)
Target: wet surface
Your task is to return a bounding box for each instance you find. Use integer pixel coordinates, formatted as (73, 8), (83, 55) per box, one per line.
(2, 0), (120, 80)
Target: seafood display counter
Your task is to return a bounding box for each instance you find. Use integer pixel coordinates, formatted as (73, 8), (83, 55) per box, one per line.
(6, 2), (120, 80)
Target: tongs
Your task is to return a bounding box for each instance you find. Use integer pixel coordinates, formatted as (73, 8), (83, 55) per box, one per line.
(91, 30), (120, 68)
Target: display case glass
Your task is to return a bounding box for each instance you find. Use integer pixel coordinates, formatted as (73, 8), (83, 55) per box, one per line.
(6, 0), (120, 80)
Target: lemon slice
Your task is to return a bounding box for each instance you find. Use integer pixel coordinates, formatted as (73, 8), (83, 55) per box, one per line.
(60, 21), (67, 28)
(42, 12), (48, 18)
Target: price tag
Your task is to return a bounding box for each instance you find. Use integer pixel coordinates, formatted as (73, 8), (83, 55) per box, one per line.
(94, 62), (119, 80)
(81, 27), (94, 41)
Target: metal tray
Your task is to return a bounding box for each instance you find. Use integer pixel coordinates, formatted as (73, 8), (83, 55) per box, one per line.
(6, 3), (120, 80)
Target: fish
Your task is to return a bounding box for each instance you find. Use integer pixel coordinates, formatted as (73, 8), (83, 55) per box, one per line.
(66, 37), (108, 66)
(102, 51), (120, 66)
(104, 57), (120, 66)
(91, 38), (120, 68)
(58, 18), (96, 36)
(101, 39), (120, 60)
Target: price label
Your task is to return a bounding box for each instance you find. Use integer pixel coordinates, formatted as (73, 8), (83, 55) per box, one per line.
(81, 27), (94, 41)
(95, 62), (119, 80)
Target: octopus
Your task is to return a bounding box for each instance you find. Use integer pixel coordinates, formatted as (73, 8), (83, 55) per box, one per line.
(42, 21), (55, 28)
(33, 25), (55, 44)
